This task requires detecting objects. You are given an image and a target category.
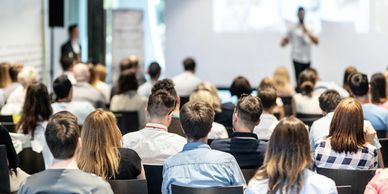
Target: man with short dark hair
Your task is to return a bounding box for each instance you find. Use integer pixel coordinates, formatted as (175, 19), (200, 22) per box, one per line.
(211, 95), (267, 168)
(60, 53), (77, 84)
(253, 87), (279, 140)
(138, 61), (161, 97)
(162, 101), (245, 194)
(61, 24), (81, 62)
(18, 111), (113, 194)
(52, 75), (95, 124)
(172, 57), (201, 96)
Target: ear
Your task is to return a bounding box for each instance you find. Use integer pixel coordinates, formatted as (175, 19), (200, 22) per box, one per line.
(233, 112), (238, 124)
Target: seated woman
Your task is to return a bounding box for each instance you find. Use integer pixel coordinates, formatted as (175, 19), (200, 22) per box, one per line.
(292, 68), (321, 115)
(314, 98), (378, 170)
(246, 117), (336, 194)
(77, 109), (145, 180)
(370, 73), (388, 109)
(365, 168), (388, 193)
(272, 66), (295, 97)
(110, 71), (147, 128)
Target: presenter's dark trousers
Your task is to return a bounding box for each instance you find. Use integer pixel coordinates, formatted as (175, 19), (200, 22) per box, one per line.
(293, 60), (311, 82)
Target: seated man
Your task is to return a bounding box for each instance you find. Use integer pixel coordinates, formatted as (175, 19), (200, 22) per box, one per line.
(172, 57), (201, 97)
(162, 101), (245, 194)
(18, 111), (113, 194)
(51, 75), (95, 124)
(253, 87), (279, 140)
(122, 89), (186, 165)
(211, 95), (267, 169)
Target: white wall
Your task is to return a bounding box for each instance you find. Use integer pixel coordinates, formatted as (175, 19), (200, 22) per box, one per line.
(165, 0), (388, 87)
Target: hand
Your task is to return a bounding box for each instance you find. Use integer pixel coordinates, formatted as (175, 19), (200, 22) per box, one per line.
(364, 125), (376, 145)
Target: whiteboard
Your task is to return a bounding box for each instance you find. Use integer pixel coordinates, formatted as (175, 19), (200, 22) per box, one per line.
(111, 9), (144, 81)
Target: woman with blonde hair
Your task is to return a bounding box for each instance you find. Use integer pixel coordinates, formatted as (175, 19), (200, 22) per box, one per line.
(78, 109), (145, 180)
(246, 117), (337, 194)
(90, 64), (111, 103)
(273, 66), (294, 97)
(196, 82), (222, 112)
(0, 62), (12, 88)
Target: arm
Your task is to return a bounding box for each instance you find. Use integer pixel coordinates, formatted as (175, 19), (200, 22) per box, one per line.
(302, 25), (319, 45)
(136, 163), (146, 180)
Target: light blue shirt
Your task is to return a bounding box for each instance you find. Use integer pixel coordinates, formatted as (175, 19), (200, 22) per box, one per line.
(51, 101), (95, 125)
(362, 104), (388, 131)
(162, 142), (246, 194)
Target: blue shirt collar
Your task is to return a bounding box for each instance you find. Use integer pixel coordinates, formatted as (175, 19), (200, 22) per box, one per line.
(182, 141), (210, 152)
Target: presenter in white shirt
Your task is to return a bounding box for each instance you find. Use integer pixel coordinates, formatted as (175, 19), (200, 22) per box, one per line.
(281, 7), (319, 82)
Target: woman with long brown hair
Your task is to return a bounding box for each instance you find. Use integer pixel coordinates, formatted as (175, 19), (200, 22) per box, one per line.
(314, 98), (378, 169)
(246, 117), (336, 194)
(78, 109), (145, 180)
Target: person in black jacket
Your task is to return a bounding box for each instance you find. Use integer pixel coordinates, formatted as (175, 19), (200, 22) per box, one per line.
(0, 125), (17, 170)
(61, 24), (81, 62)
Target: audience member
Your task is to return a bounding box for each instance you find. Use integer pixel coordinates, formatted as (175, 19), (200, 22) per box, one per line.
(18, 111), (113, 194)
(349, 73), (388, 131)
(3, 63), (23, 99)
(246, 117), (337, 194)
(172, 57), (201, 97)
(60, 53), (77, 84)
(119, 55), (146, 85)
(292, 68), (321, 115)
(122, 90), (186, 165)
(162, 101), (245, 194)
(314, 98), (378, 170)
(254, 87), (279, 140)
(364, 168), (388, 194)
(90, 64), (111, 103)
(72, 63), (105, 108)
(313, 67), (349, 97)
(257, 77), (285, 119)
(78, 109), (145, 180)
(211, 95), (267, 168)
(189, 89), (228, 139)
(370, 73), (388, 109)
(0, 62), (12, 89)
(138, 61), (161, 97)
(110, 71), (147, 128)
(272, 66), (294, 97)
(343, 66), (358, 94)
(51, 75), (95, 124)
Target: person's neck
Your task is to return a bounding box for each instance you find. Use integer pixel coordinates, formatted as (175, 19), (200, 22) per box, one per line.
(187, 137), (208, 144)
(149, 117), (169, 128)
(355, 95), (370, 104)
(263, 109), (274, 115)
(50, 157), (78, 170)
(234, 123), (253, 133)
(57, 97), (71, 103)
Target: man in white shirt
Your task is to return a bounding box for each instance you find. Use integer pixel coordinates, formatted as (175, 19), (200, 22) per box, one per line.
(172, 57), (201, 97)
(254, 87), (279, 140)
(122, 89), (186, 165)
(281, 7), (319, 81)
(138, 61), (161, 97)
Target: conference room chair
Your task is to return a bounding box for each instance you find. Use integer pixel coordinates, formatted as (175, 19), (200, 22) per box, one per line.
(18, 147), (45, 174)
(336, 185), (352, 194)
(168, 117), (185, 138)
(1, 123), (16, 133)
(179, 96), (190, 109)
(0, 145), (10, 194)
(113, 111), (139, 135)
(225, 127), (233, 138)
(296, 113), (323, 127)
(0, 115), (13, 123)
(316, 167), (375, 194)
(143, 165), (163, 194)
(280, 96), (293, 116)
(241, 168), (257, 183)
(171, 184), (244, 194)
(376, 130), (387, 139)
(108, 179), (148, 194)
(379, 138), (388, 167)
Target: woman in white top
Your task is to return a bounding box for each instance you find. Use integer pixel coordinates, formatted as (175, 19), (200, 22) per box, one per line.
(292, 68), (321, 115)
(90, 64), (111, 103)
(246, 117), (337, 194)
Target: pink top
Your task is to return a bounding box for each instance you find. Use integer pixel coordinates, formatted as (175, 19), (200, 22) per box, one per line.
(365, 169), (388, 194)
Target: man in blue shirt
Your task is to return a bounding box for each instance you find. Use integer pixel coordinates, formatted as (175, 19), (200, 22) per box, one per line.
(349, 73), (388, 132)
(162, 101), (246, 194)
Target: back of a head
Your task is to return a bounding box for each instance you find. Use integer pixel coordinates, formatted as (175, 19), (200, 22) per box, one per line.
(235, 95), (263, 129)
(329, 98), (365, 153)
(180, 101), (215, 140)
(273, 66), (290, 88)
(258, 77), (275, 90)
(257, 87), (277, 111)
(370, 73), (387, 104)
(318, 90), (341, 113)
(255, 117), (310, 194)
(190, 90), (221, 113)
(151, 79), (177, 98)
(148, 61), (161, 79)
(230, 76), (252, 99)
(343, 66), (358, 90)
(120, 55), (139, 72)
(9, 63), (23, 83)
(68, 24), (78, 34)
(147, 90), (176, 119)
(348, 73), (368, 97)
(73, 63), (90, 82)
(53, 75), (72, 100)
(45, 111), (80, 160)
(94, 64), (107, 82)
(117, 71), (138, 94)
(298, 68), (317, 95)
(18, 66), (38, 87)
(196, 82), (222, 112)
(0, 62), (12, 88)
(60, 53), (76, 71)
(183, 57), (196, 72)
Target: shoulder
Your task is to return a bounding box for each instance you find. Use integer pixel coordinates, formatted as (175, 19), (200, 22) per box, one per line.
(122, 131), (141, 142)
(246, 177), (269, 194)
(212, 122), (226, 130)
(210, 138), (231, 151)
(305, 169), (336, 187)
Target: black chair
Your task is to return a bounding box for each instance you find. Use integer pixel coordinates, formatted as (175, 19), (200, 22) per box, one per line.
(376, 130), (387, 138)
(379, 138), (388, 167)
(113, 111), (139, 135)
(108, 179), (148, 194)
(0, 115), (13, 123)
(241, 168), (257, 183)
(144, 165), (163, 194)
(171, 184), (243, 194)
(280, 96), (292, 116)
(18, 148), (45, 174)
(179, 96), (190, 109)
(1, 123), (16, 133)
(0, 145), (10, 194)
(296, 113), (323, 127)
(336, 185), (352, 194)
(225, 127), (233, 138)
(168, 117), (185, 138)
(316, 167), (375, 194)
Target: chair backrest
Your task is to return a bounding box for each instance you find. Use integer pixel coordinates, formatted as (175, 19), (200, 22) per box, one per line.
(280, 96), (293, 116)
(0, 145), (10, 194)
(376, 130), (387, 139)
(379, 138), (388, 167)
(336, 185), (352, 194)
(1, 123), (16, 133)
(113, 111), (139, 135)
(144, 165), (163, 194)
(316, 167), (375, 194)
(179, 96), (190, 109)
(225, 127), (233, 138)
(18, 147), (45, 174)
(171, 184), (244, 194)
(0, 115), (13, 123)
(168, 118), (185, 138)
(108, 179), (148, 194)
(241, 168), (257, 183)
(296, 113), (323, 127)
